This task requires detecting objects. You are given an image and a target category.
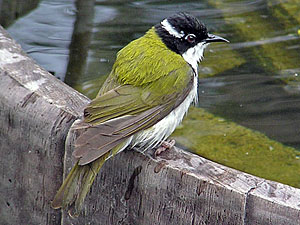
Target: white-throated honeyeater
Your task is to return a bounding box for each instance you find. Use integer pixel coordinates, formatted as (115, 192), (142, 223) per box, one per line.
(52, 12), (229, 216)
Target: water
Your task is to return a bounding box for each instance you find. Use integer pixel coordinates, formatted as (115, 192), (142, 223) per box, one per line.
(3, 0), (300, 187)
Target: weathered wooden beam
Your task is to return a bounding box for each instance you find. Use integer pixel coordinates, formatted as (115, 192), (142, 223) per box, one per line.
(0, 25), (89, 225)
(0, 25), (300, 225)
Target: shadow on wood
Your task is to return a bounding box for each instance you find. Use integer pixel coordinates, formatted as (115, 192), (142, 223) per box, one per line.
(0, 25), (300, 225)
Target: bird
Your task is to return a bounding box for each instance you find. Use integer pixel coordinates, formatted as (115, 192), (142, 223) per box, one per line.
(51, 12), (229, 216)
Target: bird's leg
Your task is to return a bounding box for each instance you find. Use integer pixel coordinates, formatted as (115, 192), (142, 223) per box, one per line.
(154, 139), (176, 157)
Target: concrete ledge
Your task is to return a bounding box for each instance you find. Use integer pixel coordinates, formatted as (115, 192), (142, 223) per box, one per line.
(1, 25), (300, 225)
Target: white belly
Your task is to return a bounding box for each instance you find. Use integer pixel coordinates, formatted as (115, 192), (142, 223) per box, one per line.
(131, 75), (198, 150)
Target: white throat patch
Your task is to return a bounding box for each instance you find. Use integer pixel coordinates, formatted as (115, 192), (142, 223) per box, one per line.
(161, 19), (185, 38)
(182, 42), (209, 74)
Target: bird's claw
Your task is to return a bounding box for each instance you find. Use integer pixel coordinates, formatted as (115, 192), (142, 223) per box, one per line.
(154, 139), (176, 157)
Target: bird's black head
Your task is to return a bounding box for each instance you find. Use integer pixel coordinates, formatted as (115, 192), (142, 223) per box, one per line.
(155, 13), (228, 72)
(155, 13), (209, 55)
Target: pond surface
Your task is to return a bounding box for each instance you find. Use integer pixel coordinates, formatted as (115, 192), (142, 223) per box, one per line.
(4, 0), (300, 187)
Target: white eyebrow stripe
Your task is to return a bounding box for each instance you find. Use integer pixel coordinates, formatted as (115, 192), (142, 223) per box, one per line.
(161, 19), (185, 38)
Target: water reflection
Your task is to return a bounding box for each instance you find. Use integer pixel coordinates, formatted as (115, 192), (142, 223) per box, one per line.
(6, 0), (76, 80)
(199, 73), (300, 147)
(64, 0), (95, 87)
(230, 34), (299, 50)
(4, 0), (300, 186)
(0, 0), (40, 27)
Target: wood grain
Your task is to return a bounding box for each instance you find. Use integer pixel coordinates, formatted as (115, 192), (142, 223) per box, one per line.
(0, 25), (89, 225)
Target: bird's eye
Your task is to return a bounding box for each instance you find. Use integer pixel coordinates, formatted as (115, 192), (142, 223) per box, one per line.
(185, 34), (196, 43)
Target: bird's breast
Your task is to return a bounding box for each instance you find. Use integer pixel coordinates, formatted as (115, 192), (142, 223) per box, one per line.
(132, 75), (198, 150)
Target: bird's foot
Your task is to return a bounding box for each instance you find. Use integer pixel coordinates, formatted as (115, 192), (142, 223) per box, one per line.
(154, 139), (176, 157)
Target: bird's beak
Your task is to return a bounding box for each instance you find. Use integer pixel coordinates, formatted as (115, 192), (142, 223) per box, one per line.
(205, 33), (229, 43)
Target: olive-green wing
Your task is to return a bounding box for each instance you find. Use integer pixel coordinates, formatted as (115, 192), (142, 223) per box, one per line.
(82, 85), (152, 125)
(73, 67), (194, 165)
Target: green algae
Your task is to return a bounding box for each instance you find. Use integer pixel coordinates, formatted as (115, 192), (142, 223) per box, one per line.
(207, 0), (300, 73)
(269, 0), (300, 25)
(265, 0), (300, 89)
(199, 46), (245, 78)
(172, 107), (300, 188)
